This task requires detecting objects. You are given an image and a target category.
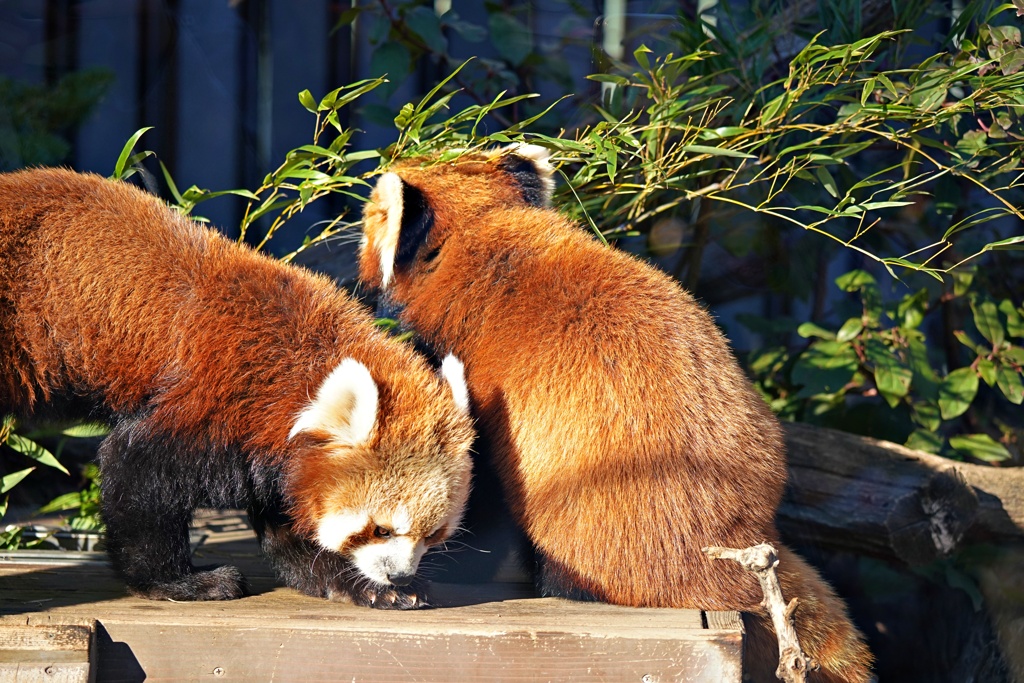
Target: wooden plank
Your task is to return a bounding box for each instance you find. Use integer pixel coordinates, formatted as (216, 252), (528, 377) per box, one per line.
(0, 514), (743, 681)
(0, 560), (742, 682)
(94, 620), (741, 683)
(0, 621), (95, 683)
(705, 610), (743, 632)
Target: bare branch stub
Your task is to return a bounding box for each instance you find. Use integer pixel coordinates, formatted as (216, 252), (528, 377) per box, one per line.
(703, 542), (819, 683)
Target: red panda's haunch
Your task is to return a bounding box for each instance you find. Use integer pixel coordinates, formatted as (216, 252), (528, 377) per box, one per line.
(359, 146), (874, 679)
(0, 168), (473, 607)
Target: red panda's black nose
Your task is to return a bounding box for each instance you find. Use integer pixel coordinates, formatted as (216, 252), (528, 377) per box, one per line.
(388, 572), (415, 586)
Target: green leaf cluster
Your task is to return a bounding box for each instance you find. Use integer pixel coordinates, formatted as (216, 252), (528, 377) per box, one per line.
(745, 270), (1023, 463)
(1, 418), (108, 549)
(556, 13), (1024, 279)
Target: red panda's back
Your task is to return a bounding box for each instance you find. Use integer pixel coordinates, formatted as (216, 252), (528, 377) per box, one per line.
(0, 170), (219, 410)
(424, 206), (788, 609)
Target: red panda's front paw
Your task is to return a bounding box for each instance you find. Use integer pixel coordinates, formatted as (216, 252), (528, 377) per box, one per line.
(334, 582), (430, 610)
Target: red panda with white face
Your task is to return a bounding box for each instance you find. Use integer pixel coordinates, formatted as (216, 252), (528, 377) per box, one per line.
(359, 146), (874, 679)
(0, 168), (473, 608)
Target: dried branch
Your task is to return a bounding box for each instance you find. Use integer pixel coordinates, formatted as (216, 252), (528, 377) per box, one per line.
(703, 543), (819, 683)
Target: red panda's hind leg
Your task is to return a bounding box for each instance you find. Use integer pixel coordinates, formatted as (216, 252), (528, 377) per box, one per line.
(537, 552), (603, 602)
(98, 422), (249, 601)
(128, 565), (249, 601)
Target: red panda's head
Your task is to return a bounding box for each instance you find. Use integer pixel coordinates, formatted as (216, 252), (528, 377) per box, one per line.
(284, 355), (473, 588)
(359, 143), (555, 293)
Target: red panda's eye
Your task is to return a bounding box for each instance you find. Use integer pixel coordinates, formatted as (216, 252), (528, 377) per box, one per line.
(374, 526), (392, 539)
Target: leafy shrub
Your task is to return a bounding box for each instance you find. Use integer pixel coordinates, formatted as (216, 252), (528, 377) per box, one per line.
(744, 269), (1023, 462)
(0, 419), (106, 549)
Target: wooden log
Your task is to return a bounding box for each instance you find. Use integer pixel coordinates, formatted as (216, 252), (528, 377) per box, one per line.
(780, 422), (1024, 565)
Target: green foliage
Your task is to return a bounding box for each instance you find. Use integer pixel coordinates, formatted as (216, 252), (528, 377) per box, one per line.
(145, 65), (556, 257)
(36, 463), (103, 533)
(555, 15), (1024, 278)
(336, 1), (579, 127)
(0, 418), (109, 550)
(0, 68), (114, 171)
(744, 269), (1023, 463)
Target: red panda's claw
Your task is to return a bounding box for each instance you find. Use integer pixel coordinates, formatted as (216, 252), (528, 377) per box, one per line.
(354, 584), (429, 610)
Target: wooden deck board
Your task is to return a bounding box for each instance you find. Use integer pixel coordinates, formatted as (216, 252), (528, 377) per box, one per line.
(0, 513), (744, 682)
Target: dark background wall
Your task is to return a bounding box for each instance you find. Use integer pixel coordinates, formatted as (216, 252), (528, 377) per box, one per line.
(0, 1), (664, 251)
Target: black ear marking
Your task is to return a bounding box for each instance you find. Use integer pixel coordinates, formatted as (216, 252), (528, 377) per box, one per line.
(498, 154), (548, 207)
(394, 181), (435, 269)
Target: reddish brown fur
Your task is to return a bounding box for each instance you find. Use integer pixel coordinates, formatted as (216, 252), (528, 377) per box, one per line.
(360, 151), (873, 680)
(0, 168), (473, 603)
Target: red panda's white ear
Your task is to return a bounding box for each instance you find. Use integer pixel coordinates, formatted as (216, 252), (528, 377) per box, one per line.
(361, 172), (405, 291)
(290, 358), (378, 445)
(440, 354), (470, 413)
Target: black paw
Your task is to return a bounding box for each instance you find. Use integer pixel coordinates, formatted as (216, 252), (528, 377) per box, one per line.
(130, 565), (249, 601)
(332, 581), (430, 610)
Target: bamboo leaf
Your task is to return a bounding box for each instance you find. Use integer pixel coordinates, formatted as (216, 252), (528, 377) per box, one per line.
(678, 144), (756, 159)
(159, 160), (186, 207)
(634, 44), (652, 71)
(815, 166), (839, 198)
(37, 491), (84, 514)
(111, 127), (154, 180)
(5, 435), (68, 475)
(298, 89), (317, 113)
(983, 235), (1024, 251)
(1, 468), (35, 494)
(61, 423), (110, 438)
(587, 74), (631, 85)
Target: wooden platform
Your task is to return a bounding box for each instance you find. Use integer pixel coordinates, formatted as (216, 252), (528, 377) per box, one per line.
(0, 513), (743, 682)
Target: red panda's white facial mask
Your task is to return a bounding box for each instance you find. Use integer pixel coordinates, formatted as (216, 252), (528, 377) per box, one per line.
(288, 356), (471, 587)
(315, 504), (459, 586)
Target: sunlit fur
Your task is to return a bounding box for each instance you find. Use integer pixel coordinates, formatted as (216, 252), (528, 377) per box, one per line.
(359, 146), (874, 679)
(0, 168), (473, 607)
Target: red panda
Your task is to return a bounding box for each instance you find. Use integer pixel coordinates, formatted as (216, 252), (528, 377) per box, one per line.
(0, 168), (473, 608)
(358, 145), (874, 679)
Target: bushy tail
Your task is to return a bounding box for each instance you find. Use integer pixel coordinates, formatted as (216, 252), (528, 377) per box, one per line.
(743, 545), (873, 683)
